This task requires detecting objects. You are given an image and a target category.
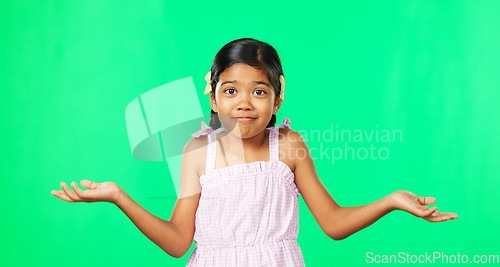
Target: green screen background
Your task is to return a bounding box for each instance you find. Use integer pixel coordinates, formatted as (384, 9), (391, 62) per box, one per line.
(1, 1), (498, 266)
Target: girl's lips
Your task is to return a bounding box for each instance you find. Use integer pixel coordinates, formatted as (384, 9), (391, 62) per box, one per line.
(235, 117), (256, 122)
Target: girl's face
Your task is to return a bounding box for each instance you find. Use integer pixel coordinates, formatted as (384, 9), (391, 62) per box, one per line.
(210, 63), (281, 139)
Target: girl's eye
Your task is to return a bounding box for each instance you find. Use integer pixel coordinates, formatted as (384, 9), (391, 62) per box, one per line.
(223, 88), (266, 95)
(254, 89), (266, 96)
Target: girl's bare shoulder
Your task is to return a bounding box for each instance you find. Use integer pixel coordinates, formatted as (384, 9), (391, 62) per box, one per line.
(277, 128), (305, 142)
(183, 135), (209, 178)
(276, 128), (308, 173)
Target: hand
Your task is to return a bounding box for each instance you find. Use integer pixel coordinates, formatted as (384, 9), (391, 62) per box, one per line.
(388, 190), (458, 222)
(51, 180), (123, 204)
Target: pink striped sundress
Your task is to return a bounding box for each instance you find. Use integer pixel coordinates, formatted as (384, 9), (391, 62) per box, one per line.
(186, 117), (305, 266)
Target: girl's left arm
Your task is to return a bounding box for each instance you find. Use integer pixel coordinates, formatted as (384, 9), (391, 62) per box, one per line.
(285, 130), (458, 241)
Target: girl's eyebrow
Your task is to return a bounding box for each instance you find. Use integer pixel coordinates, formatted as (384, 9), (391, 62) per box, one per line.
(221, 80), (271, 88)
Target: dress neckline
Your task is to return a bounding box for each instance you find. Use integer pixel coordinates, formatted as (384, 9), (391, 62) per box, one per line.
(199, 160), (294, 179)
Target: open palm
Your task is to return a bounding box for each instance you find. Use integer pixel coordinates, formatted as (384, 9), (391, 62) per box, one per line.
(390, 190), (458, 222)
(51, 180), (122, 204)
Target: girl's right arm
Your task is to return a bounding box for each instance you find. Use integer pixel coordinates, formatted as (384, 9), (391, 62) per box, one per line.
(51, 137), (205, 258)
(113, 187), (199, 258)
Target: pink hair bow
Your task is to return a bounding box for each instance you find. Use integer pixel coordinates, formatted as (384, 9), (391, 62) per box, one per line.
(267, 117), (291, 129)
(277, 117), (291, 129)
(191, 121), (224, 138)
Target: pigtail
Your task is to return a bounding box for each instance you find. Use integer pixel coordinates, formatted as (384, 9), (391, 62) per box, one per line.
(209, 109), (222, 130)
(267, 114), (276, 128)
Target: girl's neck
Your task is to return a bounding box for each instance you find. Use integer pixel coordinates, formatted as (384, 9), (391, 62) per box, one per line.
(217, 128), (268, 162)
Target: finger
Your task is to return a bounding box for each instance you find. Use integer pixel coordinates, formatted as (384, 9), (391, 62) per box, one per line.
(424, 212), (458, 222)
(420, 206), (438, 217)
(418, 196), (436, 205)
(423, 211), (440, 222)
(60, 182), (81, 202)
(72, 182), (98, 200)
(429, 212), (457, 222)
(71, 182), (90, 200)
(51, 190), (75, 203)
(442, 212), (459, 221)
(80, 180), (99, 190)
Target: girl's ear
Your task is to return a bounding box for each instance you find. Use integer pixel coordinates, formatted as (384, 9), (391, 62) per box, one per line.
(273, 97), (282, 115)
(279, 75), (285, 102)
(210, 93), (218, 112)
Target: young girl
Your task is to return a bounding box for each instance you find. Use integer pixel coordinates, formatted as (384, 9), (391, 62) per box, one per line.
(51, 38), (458, 266)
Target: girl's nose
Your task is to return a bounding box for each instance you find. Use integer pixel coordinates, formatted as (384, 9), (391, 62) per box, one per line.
(236, 95), (253, 110)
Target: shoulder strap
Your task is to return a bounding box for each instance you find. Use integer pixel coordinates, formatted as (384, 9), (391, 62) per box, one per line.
(268, 117), (292, 162)
(205, 130), (217, 173)
(269, 127), (280, 161)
